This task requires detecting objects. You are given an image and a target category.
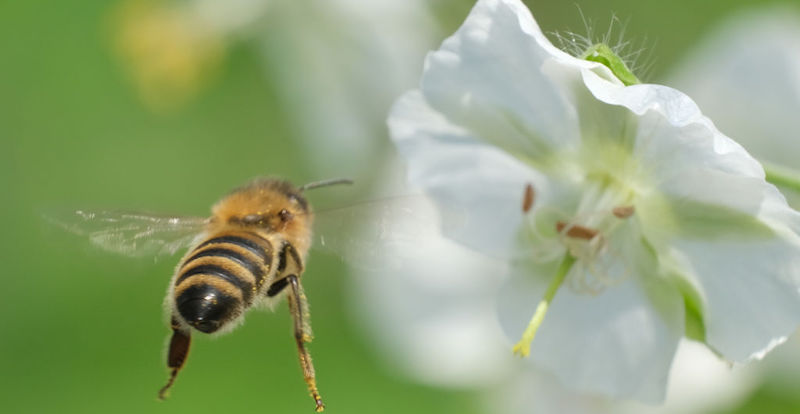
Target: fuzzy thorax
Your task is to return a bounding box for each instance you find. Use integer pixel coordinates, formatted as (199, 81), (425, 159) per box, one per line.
(210, 178), (313, 257)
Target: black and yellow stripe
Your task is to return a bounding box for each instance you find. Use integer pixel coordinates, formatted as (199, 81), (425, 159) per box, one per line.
(174, 231), (274, 333)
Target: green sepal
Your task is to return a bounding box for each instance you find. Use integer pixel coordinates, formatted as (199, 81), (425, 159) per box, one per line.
(581, 43), (640, 86)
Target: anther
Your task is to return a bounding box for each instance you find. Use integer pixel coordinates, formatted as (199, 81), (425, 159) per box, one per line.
(612, 205), (635, 219)
(522, 183), (535, 213)
(556, 221), (599, 240)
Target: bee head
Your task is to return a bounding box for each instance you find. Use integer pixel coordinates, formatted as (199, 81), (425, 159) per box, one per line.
(214, 179), (309, 225)
(211, 177), (351, 255)
(211, 178), (313, 252)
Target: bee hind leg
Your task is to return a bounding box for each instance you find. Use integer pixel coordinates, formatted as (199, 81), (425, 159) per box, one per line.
(286, 274), (324, 412)
(158, 318), (191, 400)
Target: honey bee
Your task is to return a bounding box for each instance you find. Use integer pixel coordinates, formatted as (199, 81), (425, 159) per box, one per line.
(50, 177), (353, 412)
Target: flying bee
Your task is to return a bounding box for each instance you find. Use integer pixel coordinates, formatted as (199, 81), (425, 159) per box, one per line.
(49, 177), (353, 412)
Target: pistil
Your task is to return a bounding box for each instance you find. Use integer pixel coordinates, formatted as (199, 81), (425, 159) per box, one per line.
(512, 253), (576, 357)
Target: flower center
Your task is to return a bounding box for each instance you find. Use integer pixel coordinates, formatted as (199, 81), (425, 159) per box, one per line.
(514, 181), (640, 358)
(520, 140), (643, 290)
(560, 179), (638, 293)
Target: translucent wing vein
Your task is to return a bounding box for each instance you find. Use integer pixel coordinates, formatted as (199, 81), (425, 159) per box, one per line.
(45, 209), (209, 258)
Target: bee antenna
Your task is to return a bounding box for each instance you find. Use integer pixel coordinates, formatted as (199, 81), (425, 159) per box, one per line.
(299, 178), (354, 192)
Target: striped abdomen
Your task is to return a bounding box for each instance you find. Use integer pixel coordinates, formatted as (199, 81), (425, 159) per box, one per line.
(174, 231), (274, 333)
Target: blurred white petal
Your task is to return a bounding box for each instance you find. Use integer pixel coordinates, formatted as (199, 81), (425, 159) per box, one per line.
(252, 0), (439, 176)
(621, 340), (761, 414)
(669, 7), (800, 169)
(350, 170), (514, 387)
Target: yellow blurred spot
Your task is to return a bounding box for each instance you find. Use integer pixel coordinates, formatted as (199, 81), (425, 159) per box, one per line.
(112, 0), (225, 112)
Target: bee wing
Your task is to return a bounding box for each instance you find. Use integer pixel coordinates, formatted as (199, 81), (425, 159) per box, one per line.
(45, 209), (209, 258)
(312, 195), (468, 270)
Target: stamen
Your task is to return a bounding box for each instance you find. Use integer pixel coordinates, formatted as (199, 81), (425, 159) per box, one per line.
(612, 205), (635, 218)
(522, 183), (535, 213)
(556, 221), (599, 240)
(513, 254), (576, 357)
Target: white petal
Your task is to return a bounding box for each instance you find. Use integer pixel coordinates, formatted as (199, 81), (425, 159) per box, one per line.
(351, 176), (514, 387)
(488, 369), (612, 414)
(419, 0), (586, 159)
(388, 90), (546, 258)
(581, 69), (764, 183)
(669, 233), (800, 361)
(647, 174), (800, 362)
(499, 251), (684, 402)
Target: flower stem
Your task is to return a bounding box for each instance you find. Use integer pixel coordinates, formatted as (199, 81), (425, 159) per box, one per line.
(764, 162), (800, 195)
(512, 253), (576, 357)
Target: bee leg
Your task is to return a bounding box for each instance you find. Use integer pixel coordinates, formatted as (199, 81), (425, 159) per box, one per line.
(158, 318), (191, 400)
(286, 274), (324, 412)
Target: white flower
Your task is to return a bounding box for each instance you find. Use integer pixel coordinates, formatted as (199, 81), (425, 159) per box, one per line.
(388, 0), (800, 402)
(351, 171), (761, 414)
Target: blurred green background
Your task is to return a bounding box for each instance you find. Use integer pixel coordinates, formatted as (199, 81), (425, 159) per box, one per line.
(2, 0), (800, 413)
